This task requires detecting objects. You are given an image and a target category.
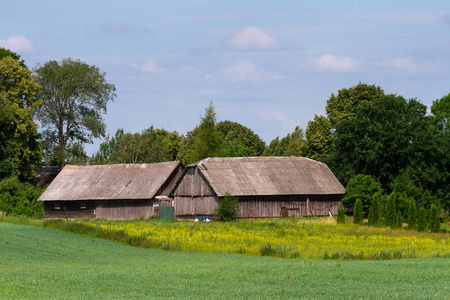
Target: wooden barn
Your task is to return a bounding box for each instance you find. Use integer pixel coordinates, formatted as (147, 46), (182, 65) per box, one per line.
(38, 162), (184, 219)
(172, 157), (345, 218)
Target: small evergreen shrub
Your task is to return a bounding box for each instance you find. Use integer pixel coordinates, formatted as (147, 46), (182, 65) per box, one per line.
(368, 192), (381, 226)
(395, 211), (403, 229)
(407, 198), (417, 230)
(353, 199), (363, 225)
(215, 192), (239, 221)
(337, 206), (345, 224)
(429, 204), (440, 233)
(385, 192), (397, 228)
(417, 207), (427, 232)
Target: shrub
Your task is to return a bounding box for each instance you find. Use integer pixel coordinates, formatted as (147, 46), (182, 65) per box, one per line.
(385, 192), (397, 228)
(407, 198), (417, 230)
(429, 204), (440, 233)
(215, 192), (239, 221)
(417, 207), (427, 232)
(0, 177), (43, 218)
(368, 192), (381, 226)
(337, 206), (345, 224)
(342, 174), (382, 217)
(353, 199), (363, 225)
(395, 211), (403, 229)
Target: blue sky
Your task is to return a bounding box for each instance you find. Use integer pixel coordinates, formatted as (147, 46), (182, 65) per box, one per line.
(1, 1), (450, 154)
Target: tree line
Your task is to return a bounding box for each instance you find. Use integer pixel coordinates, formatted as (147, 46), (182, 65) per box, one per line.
(0, 47), (449, 219)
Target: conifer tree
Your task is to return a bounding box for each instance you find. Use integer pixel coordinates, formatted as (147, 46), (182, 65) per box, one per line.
(337, 206), (346, 224)
(417, 207), (427, 232)
(385, 193), (397, 228)
(368, 192), (381, 226)
(429, 204), (440, 233)
(353, 199), (363, 225)
(395, 211), (403, 229)
(407, 198), (417, 230)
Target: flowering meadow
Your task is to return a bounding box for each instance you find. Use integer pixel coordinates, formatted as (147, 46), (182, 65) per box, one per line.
(83, 218), (450, 260)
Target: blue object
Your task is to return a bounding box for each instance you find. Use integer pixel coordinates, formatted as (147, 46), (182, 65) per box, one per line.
(205, 216), (210, 221)
(198, 216), (203, 221)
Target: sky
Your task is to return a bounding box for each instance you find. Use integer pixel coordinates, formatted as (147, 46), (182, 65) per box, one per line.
(1, 1), (450, 155)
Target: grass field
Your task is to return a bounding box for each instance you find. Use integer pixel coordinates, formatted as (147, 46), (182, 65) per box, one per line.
(1, 222), (450, 299)
(73, 217), (450, 260)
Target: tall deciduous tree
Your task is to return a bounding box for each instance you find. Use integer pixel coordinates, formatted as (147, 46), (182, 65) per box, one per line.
(216, 120), (266, 157)
(302, 115), (333, 161)
(327, 95), (431, 188)
(325, 82), (385, 128)
(342, 174), (382, 217)
(33, 58), (116, 166)
(263, 126), (305, 157)
(0, 56), (42, 181)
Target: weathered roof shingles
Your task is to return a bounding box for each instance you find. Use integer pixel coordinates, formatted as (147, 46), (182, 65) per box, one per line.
(39, 161), (181, 201)
(190, 157), (345, 197)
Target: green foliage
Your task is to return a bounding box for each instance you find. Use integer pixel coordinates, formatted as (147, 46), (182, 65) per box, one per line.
(417, 207), (427, 232)
(395, 211), (403, 230)
(0, 47), (26, 67)
(216, 120), (266, 157)
(429, 204), (440, 233)
(385, 192), (397, 228)
(215, 192), (239, 222)
(407, 198), (417, 230)
(33, 58), (116, 166)
(368, 192), (381, 226)
(353, 199), (363, 225)
(325, 82), (385, 128)
(337, 206), (345, 224)
(303, 114), (333, 160)
(0, 177), (43, 218)
(0, 56), (43, 181)
(342, 174), (382, 217)
(178, 102), (224, 165)
(263, 126), (305, 157)
(329, 95), (439, 192)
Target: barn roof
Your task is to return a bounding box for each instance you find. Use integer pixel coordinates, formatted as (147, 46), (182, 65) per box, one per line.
(189, 157), (345, 197)
(39, 161), (182, 201)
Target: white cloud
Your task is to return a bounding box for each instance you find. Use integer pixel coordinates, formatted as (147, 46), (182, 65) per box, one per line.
(228, 26), (279, 50)
(317, 54), (361, 72)
(262, 109), (299, 132)
(130, 60), (165, 73)
(220, 61), (283, 83)
(390, 57), (418, 72)
(0, 36), (36, 53)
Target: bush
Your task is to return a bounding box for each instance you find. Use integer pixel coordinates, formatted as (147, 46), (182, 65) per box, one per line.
(353, 199), (363, 225)
(215, 192), (239, 221)
(407, 198), (417, 230)
(395, 211), (403, 229)
(342, 174), (382, 217)
(337, 206), (345, 224)
(429, 204), (440, 233)
(385, 192), (397, 228)
(0, 177), (43, 218)
(417, 207), (427, 232)
(368, 192), (381, 226)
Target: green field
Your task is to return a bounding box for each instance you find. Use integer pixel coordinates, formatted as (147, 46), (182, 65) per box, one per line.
(1, 222), (449, 299)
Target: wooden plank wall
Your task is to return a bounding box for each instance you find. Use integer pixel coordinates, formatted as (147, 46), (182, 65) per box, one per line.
(158, 164), (185, 196)
(95, 200), (154, 220)
(173, 167), (214, 196)
(238, 195), (342, 218)
(44, 201), (96, 219)
(174, 196), (218, 218)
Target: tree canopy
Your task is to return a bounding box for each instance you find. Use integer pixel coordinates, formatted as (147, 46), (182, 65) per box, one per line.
(263, 126), (305, 157)
(33, 58), (116, 166)
(0, 56), (42, 181)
